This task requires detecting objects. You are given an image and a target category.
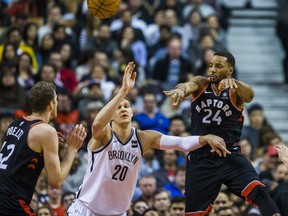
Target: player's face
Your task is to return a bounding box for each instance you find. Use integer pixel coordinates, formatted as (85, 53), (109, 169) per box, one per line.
(208, 55), (233, 83)
(112, 99), (133, 124)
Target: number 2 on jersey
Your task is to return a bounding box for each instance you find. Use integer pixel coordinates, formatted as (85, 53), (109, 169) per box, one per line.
(112, 165), (128, 181)
(0, 142), (15, 170)
(203, 109), (222, 125)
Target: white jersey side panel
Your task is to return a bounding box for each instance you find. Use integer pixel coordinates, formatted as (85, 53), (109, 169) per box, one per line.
(76, 127), (143, 215)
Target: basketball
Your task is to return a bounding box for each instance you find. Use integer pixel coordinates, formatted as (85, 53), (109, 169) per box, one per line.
(87, 0), (120, 19)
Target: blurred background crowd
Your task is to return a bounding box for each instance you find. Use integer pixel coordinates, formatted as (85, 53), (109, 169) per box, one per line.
(0, 0), (288, 215)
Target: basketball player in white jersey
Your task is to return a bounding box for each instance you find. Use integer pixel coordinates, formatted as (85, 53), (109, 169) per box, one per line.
(67, 62), (230, 216)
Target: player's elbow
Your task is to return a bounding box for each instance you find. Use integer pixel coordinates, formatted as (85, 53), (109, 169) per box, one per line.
(91, 122), (103, 139)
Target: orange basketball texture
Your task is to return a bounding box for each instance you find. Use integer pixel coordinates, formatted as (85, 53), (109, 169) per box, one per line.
(87, 0), (120, 19)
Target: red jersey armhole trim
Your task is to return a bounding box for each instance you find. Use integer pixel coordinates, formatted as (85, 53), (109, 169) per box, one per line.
(229, 89), (243, 112)
(192, 83), (209, 101)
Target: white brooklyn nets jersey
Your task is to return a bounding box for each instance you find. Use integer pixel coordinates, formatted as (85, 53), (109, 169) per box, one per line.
(76, 126), (143, 215)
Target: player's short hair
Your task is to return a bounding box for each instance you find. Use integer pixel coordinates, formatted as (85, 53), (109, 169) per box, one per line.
(214, 51), (235, 69)
(28, 81), (56, 113)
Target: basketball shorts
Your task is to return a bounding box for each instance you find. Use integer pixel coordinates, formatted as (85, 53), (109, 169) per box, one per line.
(67, 199), (127, 216)
(185, 146), (262, 214)
(0, 193), (36, 216)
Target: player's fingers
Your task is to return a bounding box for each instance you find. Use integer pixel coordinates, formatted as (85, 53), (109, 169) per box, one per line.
(215, 149), (222, 157)
(163, 90), (173, 96)
(175, 96), (183, 105)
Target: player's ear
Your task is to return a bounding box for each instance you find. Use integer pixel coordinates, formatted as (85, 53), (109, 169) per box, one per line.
(228, 66), (233, 77)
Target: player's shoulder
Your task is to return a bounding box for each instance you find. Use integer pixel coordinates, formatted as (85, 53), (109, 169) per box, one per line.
(29, 122), (57, 138)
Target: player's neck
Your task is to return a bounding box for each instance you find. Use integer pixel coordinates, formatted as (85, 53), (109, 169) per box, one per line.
(111, 122), (132, 142)
(28, 113), (49, 123)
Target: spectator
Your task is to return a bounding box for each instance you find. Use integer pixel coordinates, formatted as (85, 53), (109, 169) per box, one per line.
(212, 191), (233, 215)
(0, 27), (38, 71)
(37, 63), (66, 94)
(16, 52), (36, 91)
(0, 63), (26, 112)
(57, 43), (74, 69)
(152, 189), (171, 216)
(195, 47), (216, 76)
(168, 115), (187, 136)
(215, 206), (234, 216)
(49, 52), (78, 93)
(54, 88), (80, 136)
(145, 9), (166, 48)
(22, 22), (39, 55)
(37, 205), (54, 216)
(140, 148), (160, 179)
(110, 9), (146, 42)
(46, 186), (65, 216)
(37, 4), (69, 45)
(170, 196), (185, 216)
(138, 175), (158, 207)
(35, 171), (49, 206)
(0, 42), (18, 65)
(152, 150), (179, 187)
(81, 63), (115, 102)
(255, 145), (280, 179)
(30, 192), (39, 213)
(132, 198), (150, 215)
(181, 9), (204, 52)
(242, 103), (274, 158)
(163, 166), (185, 198)
(152, 35), (193, 90)
(118, 25), (148, 81)
(84, 24), (118, 58)
(270, 163), (288, 215)
(75, 80), (104, 119)
(239, 138), (255, 162)
(61, 154), (87, 194)
(182, 0), (216, 21)
(61, 191), (76, 213)
(133, 92), (170, 134)
(142, 208), (160, 216)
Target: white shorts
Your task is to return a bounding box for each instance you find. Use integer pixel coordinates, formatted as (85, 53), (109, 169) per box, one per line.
(67, 199), (127, 216)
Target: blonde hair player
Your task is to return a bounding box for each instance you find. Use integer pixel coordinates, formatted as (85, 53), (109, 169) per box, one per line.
(67, 62), (230, 216)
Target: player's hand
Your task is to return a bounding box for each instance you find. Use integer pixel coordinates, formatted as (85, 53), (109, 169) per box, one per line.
(163, 89), (185, 107)
(122, 61), (137, 93)
(218, 78), (238, 91)
(66, 124), (87, 151)
(275, 144), (288, 163)
(204, 134), (231, 157)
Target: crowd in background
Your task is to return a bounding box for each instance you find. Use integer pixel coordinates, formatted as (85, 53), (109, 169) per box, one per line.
(0, 0), (288, 215)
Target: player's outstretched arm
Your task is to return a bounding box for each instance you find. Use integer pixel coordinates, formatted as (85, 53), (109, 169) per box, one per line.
(91, 61), (137, 139)
(139, 130), (230, 157)
(163, 76), (208, 107)
(275, 144), (288, 169)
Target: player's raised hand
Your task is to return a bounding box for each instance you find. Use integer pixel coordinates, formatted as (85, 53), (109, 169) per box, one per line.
(204, 134), (231, 157)
(163, 88), (185, 107)
(122, 61), (137, 92)
(218, 78), (238, 91)
(66, 124), (87, 151)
